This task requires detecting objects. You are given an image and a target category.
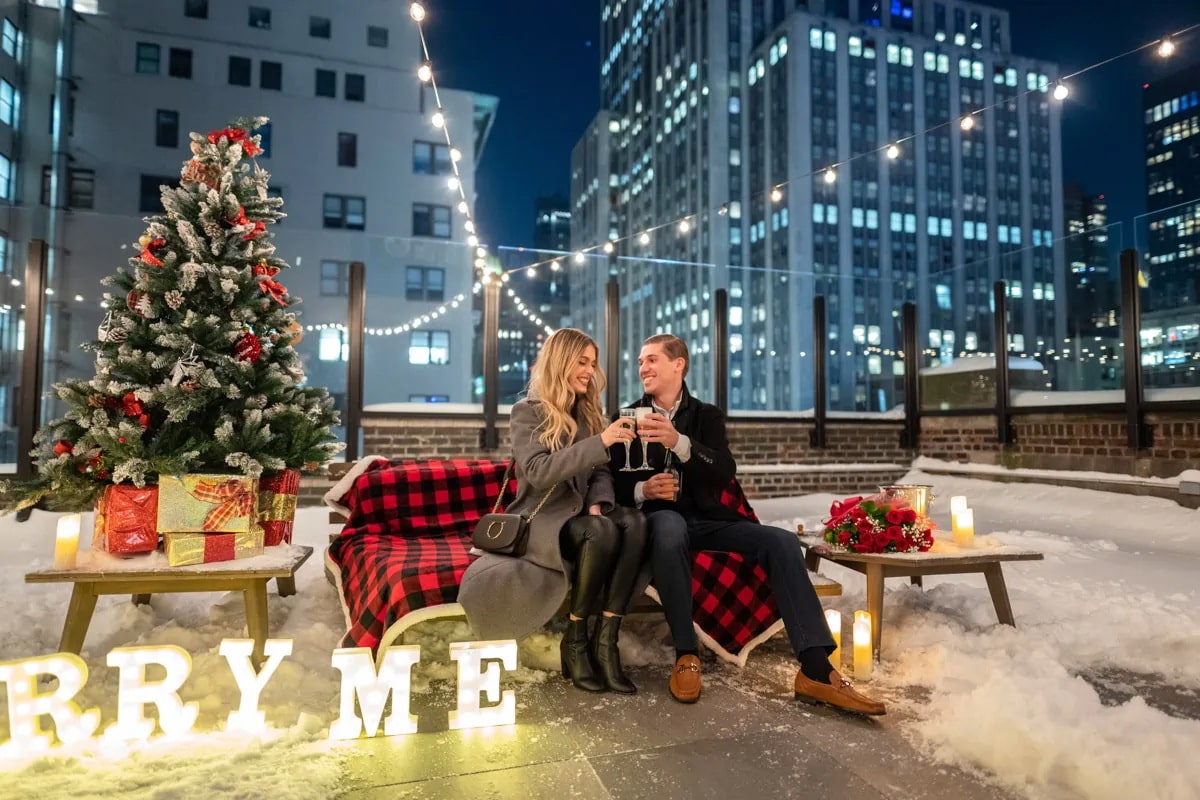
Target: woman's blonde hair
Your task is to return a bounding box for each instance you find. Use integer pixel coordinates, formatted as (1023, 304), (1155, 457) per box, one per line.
(528, 328), (607, 451)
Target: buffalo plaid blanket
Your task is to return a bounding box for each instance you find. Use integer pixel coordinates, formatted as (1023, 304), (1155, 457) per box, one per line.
(327, 460), (784, 664)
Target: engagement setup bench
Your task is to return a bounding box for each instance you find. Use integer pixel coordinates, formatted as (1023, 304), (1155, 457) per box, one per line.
(26, 546), (312, 667)
(322, 458), (842, 666)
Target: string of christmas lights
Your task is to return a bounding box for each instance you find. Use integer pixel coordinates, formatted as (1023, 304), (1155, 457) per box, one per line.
(494, 22), (1198, 280)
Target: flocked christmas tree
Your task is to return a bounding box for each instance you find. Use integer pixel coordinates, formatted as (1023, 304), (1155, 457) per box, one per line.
(9, 117), (342, 511)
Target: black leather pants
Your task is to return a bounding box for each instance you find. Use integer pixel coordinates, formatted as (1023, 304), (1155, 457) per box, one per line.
(559, 506), (648, 617)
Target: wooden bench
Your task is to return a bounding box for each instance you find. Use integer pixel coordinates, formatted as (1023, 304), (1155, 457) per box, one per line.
(798, 535), (1043, 658)
(26, 546), (312, 668)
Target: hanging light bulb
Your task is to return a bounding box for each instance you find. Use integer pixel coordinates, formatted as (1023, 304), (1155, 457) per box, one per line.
(639, 232), (650, 245)
(417, 63), (432, 82)
(458, 200), (469, 213)
(960, 115), (975, 131)
(450, 148), (462, 162)
(603, 241), (614, 254)
(572, 253), (584, 265)
(481, 271), (492, 284)
(526, 266), (537, 278)
(1052, 83), (1069, 100)
(501, 272), (510, 283)
(823, 168), (837, 184)
(770, 187), (783, 203)
(409, 3), (426, 22)
(1158, 38), (1175, 58)
(476, 247), (487, 258)
(431, 111), (445, 128)
(447, 176), (460, 191)
(678, 219), (691, 234)
(467, 234), (479, 247)
(474, 258), (486, 268)
(886, 143), (901, 159)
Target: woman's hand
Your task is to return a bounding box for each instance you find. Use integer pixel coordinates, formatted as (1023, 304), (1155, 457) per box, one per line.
(600, 417), (635, 448)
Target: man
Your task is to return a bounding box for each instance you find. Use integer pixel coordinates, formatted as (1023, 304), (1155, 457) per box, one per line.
(609, 334), (885, 715)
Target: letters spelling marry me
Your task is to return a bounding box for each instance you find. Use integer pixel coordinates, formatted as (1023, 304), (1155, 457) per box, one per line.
(0, 638), (519, 758)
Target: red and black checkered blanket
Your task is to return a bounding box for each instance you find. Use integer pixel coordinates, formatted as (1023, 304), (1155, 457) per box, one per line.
(327, 460), (783, 662)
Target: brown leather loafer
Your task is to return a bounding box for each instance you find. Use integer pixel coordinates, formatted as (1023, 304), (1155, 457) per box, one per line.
(669, 655), (702, 703)
(793, 670), (886, 716)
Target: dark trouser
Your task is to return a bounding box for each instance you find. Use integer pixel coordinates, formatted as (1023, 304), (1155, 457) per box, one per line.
(646, 509), (836, 659)
(559, 506), (648, 618)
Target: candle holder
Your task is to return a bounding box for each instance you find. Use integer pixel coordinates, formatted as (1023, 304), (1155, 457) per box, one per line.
(53, 513), (83, 570)
(853, 610), (873, 680)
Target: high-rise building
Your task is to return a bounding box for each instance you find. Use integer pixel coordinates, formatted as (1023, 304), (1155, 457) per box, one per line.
(1062, 184), (1115, 336)
(574, 0), (1064, 411)
(1143, 63), (1200, 313)
(0, 0), (496, 460)
(569, 110), (617, 345)
(533, 194), (571, 253)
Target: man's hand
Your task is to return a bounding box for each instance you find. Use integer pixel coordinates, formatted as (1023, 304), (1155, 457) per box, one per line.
(638, 412), (680, 449)
(642, 472), (679, 501)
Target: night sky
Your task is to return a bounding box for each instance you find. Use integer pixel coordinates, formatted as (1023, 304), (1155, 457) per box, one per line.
(422, 0), (1198, 249)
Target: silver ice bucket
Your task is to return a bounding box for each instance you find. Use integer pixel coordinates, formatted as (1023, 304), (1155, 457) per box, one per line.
(878, 484), (936, 517)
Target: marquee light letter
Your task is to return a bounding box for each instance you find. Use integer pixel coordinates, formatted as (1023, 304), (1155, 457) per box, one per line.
(0, 654), (100, 758)
(447, 640), (517, 730)
(329, 645), (421, 740)
(104, 645), (198, 743)
(219, 639), (292, 734)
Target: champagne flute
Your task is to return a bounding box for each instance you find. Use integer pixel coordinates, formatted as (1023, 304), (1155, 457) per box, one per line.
(634, 407), (654, 470)
(619, 408), (638, 471)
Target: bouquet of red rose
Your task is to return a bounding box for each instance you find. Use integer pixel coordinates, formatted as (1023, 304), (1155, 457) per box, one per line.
(822, 494), (935, 554)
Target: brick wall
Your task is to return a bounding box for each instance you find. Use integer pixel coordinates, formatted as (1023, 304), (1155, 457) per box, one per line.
(290, 409), (1197, 507)
(917, 410), (1199, 479)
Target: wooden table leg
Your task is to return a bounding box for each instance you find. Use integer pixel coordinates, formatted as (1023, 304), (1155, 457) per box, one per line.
(804, 548), (821, 573)
(983, 563), (1016, 626)
(865, 563), (884, 659)
(910, 576), (923, 588)
(275, 576), (297, 597)
(60, 583), (99, 655)
(131, 594), (152, 606)
(243, 580), (270, 668)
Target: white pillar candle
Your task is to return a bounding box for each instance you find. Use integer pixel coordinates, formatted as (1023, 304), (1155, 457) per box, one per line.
(824, 609), (842, 667)
(950, 495), (968, 516)
(853, 610), (873, 680)
(952, 508), (975, 548)
(53, 514), (82, 570)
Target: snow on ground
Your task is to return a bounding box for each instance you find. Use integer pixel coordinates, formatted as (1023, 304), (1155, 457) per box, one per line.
(755, 470), (1200, 800)
(0, 472), (1198, 798)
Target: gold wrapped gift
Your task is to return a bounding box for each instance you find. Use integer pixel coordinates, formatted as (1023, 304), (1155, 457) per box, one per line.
(163, 527), (265, 566)
(157, 474), (258, 533)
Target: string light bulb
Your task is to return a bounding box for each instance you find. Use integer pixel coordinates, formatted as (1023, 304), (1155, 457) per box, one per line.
(886, 144), (900, 159)
(450, 148), (462, 163)
(457, 200), (468, 213)
(960, 114), (975, 131)
(678, 219), (691, 234)
(1158, 38), (1175, 57)
(555, 259), (566, 271)
(464, 220), (475, 234)
(603, 241), (614, 254)
(475, 247), (487, 258)
(417, 63), (432, 82)
(639, 232), (650, 245)
(526, 267), (537, 278)
(823, 168), (837, 184)
(1052, 83), (1069, 100)
(431, 111), (445, 128)
(467, 234), (479, 247)
(770, 187), (783, 203)
(447, 176), (460, 191)
(572, 253), (584, 265)
(409, 3), (426, 22)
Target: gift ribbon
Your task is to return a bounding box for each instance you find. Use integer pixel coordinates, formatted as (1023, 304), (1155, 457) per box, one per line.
(187, 479), (256, 531)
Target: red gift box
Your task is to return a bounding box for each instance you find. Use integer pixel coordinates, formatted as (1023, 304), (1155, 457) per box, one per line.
(93, 485), (159, 555)
(258, 469), (300, 546)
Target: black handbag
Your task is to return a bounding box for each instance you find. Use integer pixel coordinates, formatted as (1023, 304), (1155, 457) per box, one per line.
(472, 463), (556, 557)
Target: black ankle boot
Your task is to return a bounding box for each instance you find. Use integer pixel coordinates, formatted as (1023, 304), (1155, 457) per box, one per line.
(560, 618), (605, 692)
(593, 616), (637, 694)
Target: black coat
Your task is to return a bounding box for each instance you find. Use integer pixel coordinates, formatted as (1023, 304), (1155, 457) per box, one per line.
(609, 383), (744, 522)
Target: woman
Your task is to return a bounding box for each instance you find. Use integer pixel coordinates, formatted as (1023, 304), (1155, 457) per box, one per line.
(458, 328), (648, 693)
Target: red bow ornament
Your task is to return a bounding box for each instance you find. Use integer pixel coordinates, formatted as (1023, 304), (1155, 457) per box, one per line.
(187, 479), (256, 532)
(252, 262), (289, 306)
(121, 392), (144, 418)
(140, 237), (168, 267)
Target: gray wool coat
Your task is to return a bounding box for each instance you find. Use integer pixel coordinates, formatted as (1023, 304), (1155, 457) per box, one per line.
(457, 397), (616, 640)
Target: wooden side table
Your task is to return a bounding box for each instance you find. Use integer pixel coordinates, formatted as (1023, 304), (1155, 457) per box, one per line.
(798, 536), (1043, 658)
(26, 546), (312, 668)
